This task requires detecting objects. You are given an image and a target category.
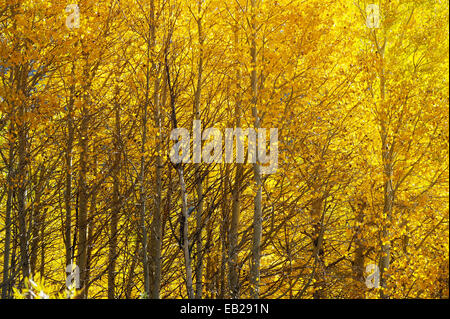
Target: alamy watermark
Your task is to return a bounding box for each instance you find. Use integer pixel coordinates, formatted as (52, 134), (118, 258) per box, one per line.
(170, 120), (278, 174)
(366, 4), (380, 28)
(365, 264), (380, 288)
(66, 4), (80, 29)
(65, 263), (80, 290)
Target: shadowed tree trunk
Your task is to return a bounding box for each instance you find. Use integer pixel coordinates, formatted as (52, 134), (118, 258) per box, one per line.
(64, 63), (76, 269)
(311, 193), (325, 299)
(150, 66), (163, 299)
(108, 87), (121, 299)
(17, 94), (30, 286)
(193, 2), (204, 299)
(165, 43), (195, 298)
(352, 198), (367, 298)
(377, 41), (393, 299)
(228, 22), (243, 299)
(2, 121), (15, 299)
(249, 0), (262, 299)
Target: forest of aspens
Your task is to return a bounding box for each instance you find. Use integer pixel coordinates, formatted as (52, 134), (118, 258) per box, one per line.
(0, 0), (448, 300)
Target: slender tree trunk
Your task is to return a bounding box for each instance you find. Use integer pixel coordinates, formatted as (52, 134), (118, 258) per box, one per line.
(76, 47), (94, 298)
(219, 178), (228, 299)
(352, 199), (366, 298)
(108, 89), (121, 299)
(77, 103), (89, 298)
(178, 167), (195, 299)
(39, 209), (46, 279)
(380, 126), (393, 298)
(17, 101), (30, 285)
(139, 68), (150, 299)
(149, 73), (162, 299)
(249, 0), (262, 299)
(64, 70), (75, 268)
(228, 23), (243, 299)
(148, 1), (162, 297)
(2, 123), (15, 298)
(30, 188), (42, 275)
(229, 142), (243, 298)
(125, 242), (139, 298)
(378, 44), (393, 299)
(311, 195), (325, 299)
(84, 142), (97, 298)
(9, 229), (18, 295)
(193, 7), (204, 299)
(165, 34), (195, 298)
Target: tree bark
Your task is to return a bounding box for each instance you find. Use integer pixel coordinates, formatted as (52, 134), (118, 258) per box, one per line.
(165, 47), (195, 298)
(64, 65), (75, 269)
(30, 186), (42, 275)
(108, 88), (121, 299)
(1, 122), (15, 298)
(228, 22), (243, 299)
(378, 42), (393, 299)
(17, 100), (30, 285)
(249, 0), (262, 299)
(193, 6), (204, 299)
(149, 73), (162, 299)
(77, 102), (89, 298)
(177, 167), (195, 299)
(352, 199), (367, 298)
(311, 195), (325, 299)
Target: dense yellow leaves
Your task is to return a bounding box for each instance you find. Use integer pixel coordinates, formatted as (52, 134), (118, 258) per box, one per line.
(0, 0), (448, 300)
